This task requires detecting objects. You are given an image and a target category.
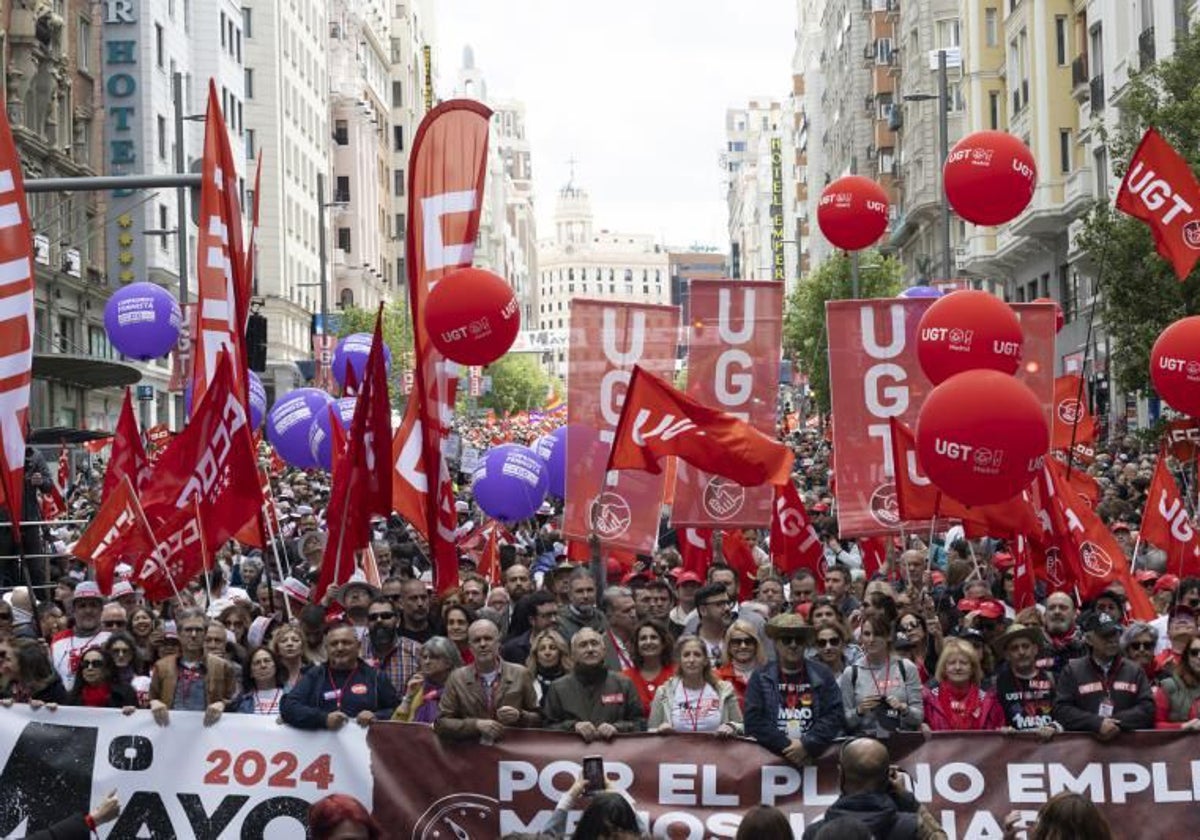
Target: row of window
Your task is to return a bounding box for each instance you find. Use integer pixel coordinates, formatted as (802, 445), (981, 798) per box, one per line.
(540, 268), (663, 284)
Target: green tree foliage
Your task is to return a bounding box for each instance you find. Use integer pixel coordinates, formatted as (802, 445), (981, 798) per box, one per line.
(483, 353), (552, 414)
(1075, 24), (1200, 395)
(335, 302), (414, 407)
(782, 251), (904, 415)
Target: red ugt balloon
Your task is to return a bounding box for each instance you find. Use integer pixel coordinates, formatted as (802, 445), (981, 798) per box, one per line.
(1151, 316), (1200, 417)
(944, 131), (1037, 226)
(916, 289), (1023, 385)
(425, 267), (521, 366)
(916, 370), (1049, 506)
(817, 175), (890, 252)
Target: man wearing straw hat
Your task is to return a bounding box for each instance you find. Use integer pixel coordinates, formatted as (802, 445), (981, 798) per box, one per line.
(993, 623), (1061, 739)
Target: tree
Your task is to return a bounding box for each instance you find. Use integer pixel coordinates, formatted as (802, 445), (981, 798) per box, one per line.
(483, 353), (550, 415)
(1075, 24), (1200, 396)
(782, 251), (904, 415)
(335, 302), (414, 408)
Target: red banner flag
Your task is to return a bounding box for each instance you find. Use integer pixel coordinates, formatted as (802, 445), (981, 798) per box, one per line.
(860, 536), (889, 580)
(72, 476), (156, 593)
(770, 480), (826, 578)
(1139, 454), (1200, 577)
(565, 301), (680, 555)
(391, 100), (491, 595)
(678, 527), (713, 577)
(1050, 374), (1096, 455)
(140, 352), (262, 553)
(1011, 534), (1037, 611)
(55, 443), (70, 499)
(133, 502), (209, 602)
(673, 280), (782, 527)
(719, 529), (757, 602)
(190, 82), (248, 413)
(827, 299), (1056, 536)
(606, 365), (794, 486)
(1115, 127), (1200, 281)
(315, 311), (393, 603)
(168, 303), (199, 394)
(102, 390), (151, 499)
(0, 103), (35, 539)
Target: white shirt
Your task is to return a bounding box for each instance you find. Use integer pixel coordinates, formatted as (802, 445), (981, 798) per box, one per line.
(669, 682), (722, 732)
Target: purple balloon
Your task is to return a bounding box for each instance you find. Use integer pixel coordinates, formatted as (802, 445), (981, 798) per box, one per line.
(247, 371), (267, 431)
(532, 426), (568, 498)
(308, 397), (357, 471)
(471, 444), (548, 522)
(266, 388), (334, 469)
(104, 282), (182, 360)
(898, 285), (943, 299)
(332, 332), (392, 389)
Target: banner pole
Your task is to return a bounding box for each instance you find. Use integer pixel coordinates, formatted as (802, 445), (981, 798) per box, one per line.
(261, 502), (291, 622)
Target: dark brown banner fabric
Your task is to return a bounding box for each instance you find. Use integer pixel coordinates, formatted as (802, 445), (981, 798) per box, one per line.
(369, 724), (1200, 838)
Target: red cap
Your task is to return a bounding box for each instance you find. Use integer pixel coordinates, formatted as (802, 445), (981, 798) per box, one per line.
(621, 569), (649, 586)
(958, 597), (1005, 620)
(811, 503), (829, 513)
(672, 570), (703, 586)
(992, 552), (1015, 570)
(793, 601), (813, 620)
(1111, 522), (1131, 533)
(1135, 569), (1161, 584)
(1155, 574), (1181, 594)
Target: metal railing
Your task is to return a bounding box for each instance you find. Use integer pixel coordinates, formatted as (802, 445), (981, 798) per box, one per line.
(1090, 74), (1106, 111)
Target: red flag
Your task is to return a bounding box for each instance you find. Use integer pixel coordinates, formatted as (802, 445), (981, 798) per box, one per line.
(770, 481), (826, 578)
(133, 503), (209, 602)
(476, 521), (503, 586)
(1011, 534), (1037, 611)
(719, 529), (757, 602)
(0, 103), (35, 539)
(1115, 127), (1200, 281)
(190, 82), (248, 413)
(315, 310), (393, 602)
(1050, 375), (1096, 454)
(140, 352), (262, 552)
(860, 536), (889, 580)
(55, 443), (70, 499)
(1139, 455), (1200, 577)
(678, 527), (713, 576)
(72, 476), (157, 593)
(103, 390), (151, 499)
(606, 365), (794, 486)
(392, 100), (491, 595)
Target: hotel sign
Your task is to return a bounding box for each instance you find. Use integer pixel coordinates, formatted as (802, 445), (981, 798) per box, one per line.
(769, 136), (785, 281)
(102, 0), (145, 285)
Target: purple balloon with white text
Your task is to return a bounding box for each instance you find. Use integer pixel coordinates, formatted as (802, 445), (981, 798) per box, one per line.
(266, 388), (334, 469)
(103, 282), (182, 360)
(308, 397), (357, 471)
(332, 332), (392, 389)
(247, 371), (267, 431)
(533, 426), (568, 499)
(471, 444), (548, 522)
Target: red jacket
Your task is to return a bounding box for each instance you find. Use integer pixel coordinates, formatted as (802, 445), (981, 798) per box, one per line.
(921, 683), (1005, 731)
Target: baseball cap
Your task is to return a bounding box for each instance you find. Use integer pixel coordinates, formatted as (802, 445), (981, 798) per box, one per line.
(1083, 612), (1121, 635)
(1155, 574), (1181, 595)
(73, 581), (103, 602)
(671, 570), (703, 586)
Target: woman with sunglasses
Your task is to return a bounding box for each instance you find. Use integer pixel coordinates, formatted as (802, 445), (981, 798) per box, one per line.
(64, 649), (137, 713)
(648, 637), (742, 736)
(0, 637), (67, 708)
(839, 614), (923, 736)
(715, 620), (765, 710)
(1121, 621), (1162, 681)
(896, 608), (940, 682)
(1155, 631), (1200, 730)
(104, 632), (150, 708)
(920, 638), (1004, 732)
(622, 619), (675, 715)
(810, 620), (853, 675)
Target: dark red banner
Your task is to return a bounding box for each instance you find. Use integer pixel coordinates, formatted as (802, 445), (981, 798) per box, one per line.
(673, 280), (782, 528)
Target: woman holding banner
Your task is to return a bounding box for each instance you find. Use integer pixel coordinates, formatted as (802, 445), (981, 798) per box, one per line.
(715, 619), (765, 709)
(63, 648), (137, 713)
(1155, 631), (1200, 730)
(920, 639), (1004, 732)
(839, 614), (923, 737)
(648, 637), (742, 736)
(621, 619), (674, 714)
(393, 636), (461, 723)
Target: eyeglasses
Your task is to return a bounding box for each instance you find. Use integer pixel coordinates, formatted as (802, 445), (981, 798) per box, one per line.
(81, 659), (105, 669)
(776, 636), (806, 647)
(728, 637), (757, 647)
(899, 622), (922, 632)
(816, 637), (842, 648)
(367, 612), (396, 622)
(102, 620), (127, 629)
(1127, 641), (1155, 651)
(1188, 648), (1200, 658)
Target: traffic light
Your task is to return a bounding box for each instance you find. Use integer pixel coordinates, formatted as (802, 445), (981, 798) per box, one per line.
(246, 312), (268, 372)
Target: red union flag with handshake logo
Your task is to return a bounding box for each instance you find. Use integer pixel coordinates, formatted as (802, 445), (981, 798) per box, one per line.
(564, 301), (679, 554)
(1116, 127), (1200, 281)
(672, 280), (782, 528)
(0, 106), (34, 538)
(827, 299), (1056, 536)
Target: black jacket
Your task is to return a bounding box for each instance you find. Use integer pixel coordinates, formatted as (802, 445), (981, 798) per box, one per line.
(743, 658), (844, 757)
(280, 659), (399, 729)
(801, 792), (919, 840)
(1053, 654), (1155, 733)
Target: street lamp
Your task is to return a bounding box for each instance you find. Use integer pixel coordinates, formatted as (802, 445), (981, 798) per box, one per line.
(314, 173), (350, 336)
(902, 49), (953, 283)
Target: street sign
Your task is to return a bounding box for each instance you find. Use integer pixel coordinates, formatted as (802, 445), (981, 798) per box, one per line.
(136, 385), (154, 401)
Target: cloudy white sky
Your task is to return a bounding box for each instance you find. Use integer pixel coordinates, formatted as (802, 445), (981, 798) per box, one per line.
(435, 1), (796, 250)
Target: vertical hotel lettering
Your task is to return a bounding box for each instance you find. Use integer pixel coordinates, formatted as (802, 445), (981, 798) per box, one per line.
(103, 0), (142, 283)
(769, 137), (784, 281)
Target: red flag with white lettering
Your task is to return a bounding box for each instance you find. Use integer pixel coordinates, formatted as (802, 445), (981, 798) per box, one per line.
(190, 82), (248, 413)
(133, 502), (209, 602)
(72, 476), (156, 594)
(1115, 127), (1200, 281)
(1011, 534), (1037, 611)
(0, 104), (35, 540)
(1139, 454), (1200, 577)
(140, 352), (262, 551)
(606, 365), (794, 487)
(391, 100), (491, 594)
(103, 390), (151, 499)
(860, 536), (889, 580)
(678, 527), (713, 577)
(770, 481), (826, 578)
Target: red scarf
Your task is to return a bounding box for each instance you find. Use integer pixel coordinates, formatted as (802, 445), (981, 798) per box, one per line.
(937, 681), (982, 730)
(81, 682), (112, 708)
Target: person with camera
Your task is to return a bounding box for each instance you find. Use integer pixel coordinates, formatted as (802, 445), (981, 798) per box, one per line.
(801, 737), (946, 840)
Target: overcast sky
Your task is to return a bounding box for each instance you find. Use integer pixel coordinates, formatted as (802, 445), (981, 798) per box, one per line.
(435, 1), (797, 251)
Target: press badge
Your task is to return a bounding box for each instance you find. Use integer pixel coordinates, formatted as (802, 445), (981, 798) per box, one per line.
(1098, 699), (1114, 718)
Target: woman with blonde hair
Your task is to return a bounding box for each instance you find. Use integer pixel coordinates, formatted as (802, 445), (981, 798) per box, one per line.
(921, 637), (1004, 732)
(649, 636), (742, 736)
(715, 620), (764, 709)
(268, 624), (312, 691)
(525, 628), (571, 703)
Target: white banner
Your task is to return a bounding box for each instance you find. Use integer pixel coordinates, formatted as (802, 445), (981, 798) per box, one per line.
(0, 707), (372, 838)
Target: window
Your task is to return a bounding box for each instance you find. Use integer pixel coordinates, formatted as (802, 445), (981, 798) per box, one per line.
(220, 12), (226, 47)
(393, 169), (404, 197)
(988, 91), (1000, 129)
(155, 23), (164, 67)
(245, 128), (255, 160)
(157, 115), (166, 159)
(158, 204), (170, 251)
(335, 175), (350, 203)
(393, 125), (404, 151)
(935, 18), (960, 49)
(77, 18), (90, 71)
(242, 6), (252, 37)
(1055, 16), (1068, 66)
(1060, 129), (1072, 173)
(244, 68), (254, 98)
(337, 228), (351, 252)
(985, 8), (998, 47)
(334, 120), (348, 145)
(392, 81), (403, 107)
(1093, 146), (1108, 200)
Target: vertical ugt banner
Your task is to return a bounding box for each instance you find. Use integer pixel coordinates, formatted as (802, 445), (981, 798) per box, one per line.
(826, 299), (1056, 537)
(672, 280), (782, 528)
(564, 300), (680, 554)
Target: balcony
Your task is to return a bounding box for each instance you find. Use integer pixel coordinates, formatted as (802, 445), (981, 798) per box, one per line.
(1139, 27), (1156, 69)
(1090, 74), (1106, 111)
(1071, 54), (1089, 101)
(1063, 166), (1095, 218)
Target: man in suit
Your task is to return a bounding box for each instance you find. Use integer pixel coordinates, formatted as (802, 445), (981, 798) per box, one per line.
(435, 619), (541, 742)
